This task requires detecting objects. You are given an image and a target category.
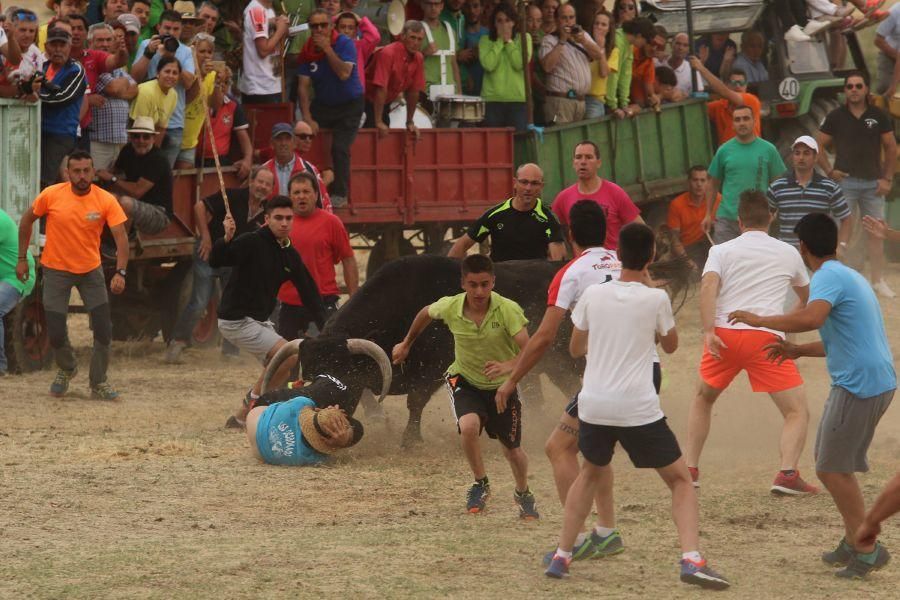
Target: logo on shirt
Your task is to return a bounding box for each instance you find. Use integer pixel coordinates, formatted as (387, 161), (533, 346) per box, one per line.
(496, 223), (504, 230)
(310, 62), (318, 74)
(491, 321), (500, 329)
(864, 118), (879, 129)
(85, 211), (101, 221)
(269, 421), (297, 457)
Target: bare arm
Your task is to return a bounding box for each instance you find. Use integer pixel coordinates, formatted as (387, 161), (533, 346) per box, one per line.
(881, 131), (897, 181)
(838, 214), (854, 247)
(548, 242), (566, 261)
(322, 44), (354, 81)
(858, 471), (900, 547)
(447, 234), (477, 258)
(104, 77), (138, 100)
(391, 305), (435, 363)
(506, 306), (565, 385)
(110, 177), (155, 200)
(658, 326), (678, 354)
(110, 223), (130, 273)
(876, 34), (898, 61)
(254, 20), (289, 58)
(540, 41), (565, 73)
(729, 299), (832, 333)
(816, 131), (836, 174)
(484, 327), (531, 381)
(298, 75), (313, 130)
(341, 255), (359, 296)
(689, 55), (743, 105)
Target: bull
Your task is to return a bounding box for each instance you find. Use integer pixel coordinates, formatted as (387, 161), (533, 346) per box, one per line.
(264, 254), (690, 445)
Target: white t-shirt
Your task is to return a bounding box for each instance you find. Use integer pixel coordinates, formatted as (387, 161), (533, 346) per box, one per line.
(572, 280), (675, 427)
(241, 0), (280, 95)
(547, 246), (621, 310)
(7, 44), (45, 81)
(703, 230), (809, 337)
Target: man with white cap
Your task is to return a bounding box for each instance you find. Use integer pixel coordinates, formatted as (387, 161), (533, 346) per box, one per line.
(767, 136), (853, 253)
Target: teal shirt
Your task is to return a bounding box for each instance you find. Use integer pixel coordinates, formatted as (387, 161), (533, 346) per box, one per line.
(0, 209), (35, 297)
(708, 136), (786, 221)
(478, 34), (533, 103)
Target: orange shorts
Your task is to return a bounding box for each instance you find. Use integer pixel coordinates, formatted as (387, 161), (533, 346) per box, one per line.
(699, 328), (803, 393)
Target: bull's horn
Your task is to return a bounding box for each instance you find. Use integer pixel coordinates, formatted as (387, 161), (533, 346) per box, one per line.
(261, 339), (303, 393)
(346, 338), (393, 403)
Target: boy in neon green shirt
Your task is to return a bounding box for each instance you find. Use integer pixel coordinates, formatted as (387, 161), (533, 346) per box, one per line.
(392, 254), (539, 519)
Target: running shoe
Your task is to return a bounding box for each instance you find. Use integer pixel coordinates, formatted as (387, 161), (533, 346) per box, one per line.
(49, 367), (78, 397)
(688, 466), (700, 488)
(835, 544), (891, 579)
(466, 480), (491, 514)
(515, 489), (540, 521)
(90, 382), (120, 401)
(544, 554), (571, 579)
(771, 470), (820, 496)
(542, 535), (595, 566)
(822, 538), (855, 567)
(680, 558), (730, 590)
(590, 529), (625, 558)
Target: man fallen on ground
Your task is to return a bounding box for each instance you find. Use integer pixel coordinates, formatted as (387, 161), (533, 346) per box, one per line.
(729, 212), (895, 580)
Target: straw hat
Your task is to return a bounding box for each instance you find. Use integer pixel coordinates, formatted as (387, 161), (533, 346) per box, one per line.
(126, 116), (156, 135)
(299, 406), (363, 454)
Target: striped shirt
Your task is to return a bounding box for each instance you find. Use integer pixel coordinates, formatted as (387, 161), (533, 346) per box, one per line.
(540, 34), (592, 95)
(766, 171), (850, 248)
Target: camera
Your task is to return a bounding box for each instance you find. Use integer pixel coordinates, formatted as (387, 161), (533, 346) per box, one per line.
(160, 35), (180, 53)
(570, 25), (582, 35)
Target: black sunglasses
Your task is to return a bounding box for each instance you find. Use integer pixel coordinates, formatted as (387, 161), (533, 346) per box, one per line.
(309, 22), (330, 29)
(845, 83), (865, 90)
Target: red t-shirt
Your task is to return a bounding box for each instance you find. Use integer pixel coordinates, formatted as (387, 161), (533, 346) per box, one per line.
(551, 180), (640, 251)
(277, 209), (353, 305)
(707, 93), (761, 144)
(364, 41), (425, 104)
(76, 48), (111, 129)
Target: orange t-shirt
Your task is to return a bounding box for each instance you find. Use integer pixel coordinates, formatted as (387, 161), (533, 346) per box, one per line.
(31, 183), (127, 274)
(666, 191), (721, 247)
(707, 93), (761, 144)
(630, 48), (656, 107)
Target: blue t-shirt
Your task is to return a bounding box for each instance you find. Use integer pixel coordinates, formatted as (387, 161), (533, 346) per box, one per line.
(297, 34), (362, 105)
(135, 40), (196, 129)
(809, 260), (896, 397)
(255, 397), (326, 466)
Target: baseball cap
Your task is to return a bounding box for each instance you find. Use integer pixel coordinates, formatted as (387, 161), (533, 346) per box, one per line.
(792, 135), (818, 153)
(271, 122), (294, 138)
(46, 27), (72, 43)
(118, 14), (141, 35)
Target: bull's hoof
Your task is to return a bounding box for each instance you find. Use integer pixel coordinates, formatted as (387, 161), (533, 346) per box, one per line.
(400, 429), (424, 448)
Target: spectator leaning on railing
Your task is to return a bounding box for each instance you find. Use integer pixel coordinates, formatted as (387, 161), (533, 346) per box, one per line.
(88, 22), (138, 170)
(479, 2), (531, 132)
(363, 20), (426, 137)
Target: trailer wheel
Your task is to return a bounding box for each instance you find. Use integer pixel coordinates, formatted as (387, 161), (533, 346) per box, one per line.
(366, 233), (417, 279)
(6, 289), (52, 373)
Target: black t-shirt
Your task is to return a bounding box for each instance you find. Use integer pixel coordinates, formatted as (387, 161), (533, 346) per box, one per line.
(202, 187), (266, 242)
(820, 104), (893, 180)
(466, 198), (563, 263)
(114, 144), (174, 215)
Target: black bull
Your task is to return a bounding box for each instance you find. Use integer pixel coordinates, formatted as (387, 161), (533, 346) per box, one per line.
(296, 253), (690, 445)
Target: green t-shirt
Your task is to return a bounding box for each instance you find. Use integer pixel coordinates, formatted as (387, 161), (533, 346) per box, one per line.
(428, 291), (528, 390)
(708, 136), (786, 221)
(0, 209), (35, 297)
(421, 21), (460, 94)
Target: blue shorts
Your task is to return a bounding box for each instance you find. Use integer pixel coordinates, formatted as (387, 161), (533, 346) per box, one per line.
(255, 397), (325, 466)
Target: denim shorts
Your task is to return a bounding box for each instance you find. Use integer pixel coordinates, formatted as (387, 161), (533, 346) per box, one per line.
(840, 177), (884, 220)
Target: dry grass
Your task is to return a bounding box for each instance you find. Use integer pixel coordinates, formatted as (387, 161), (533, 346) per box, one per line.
(3, 264), (900, 599)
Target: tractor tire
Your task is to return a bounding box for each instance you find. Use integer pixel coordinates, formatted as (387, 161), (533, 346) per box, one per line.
(366, 233), (417, 280)
(5, 288), (52, 373)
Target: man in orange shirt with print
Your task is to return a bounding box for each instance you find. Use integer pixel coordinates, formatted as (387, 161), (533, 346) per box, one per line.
(688, 55), (760, 145)
(666, 165), (720, 270)
(16, 151), (130, 400)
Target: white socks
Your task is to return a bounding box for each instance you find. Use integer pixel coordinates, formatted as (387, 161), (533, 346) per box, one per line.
(682, 550), (703, 563)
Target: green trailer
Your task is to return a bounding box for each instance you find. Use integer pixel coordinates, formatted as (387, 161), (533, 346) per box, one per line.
(515, 99), (715, 213)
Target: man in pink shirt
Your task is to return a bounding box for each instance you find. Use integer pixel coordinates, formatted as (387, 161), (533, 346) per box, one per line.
(551, 141), (644, 251)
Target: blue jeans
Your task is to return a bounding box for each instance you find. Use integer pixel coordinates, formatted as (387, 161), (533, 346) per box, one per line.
(161, 128), (184, 168)
(840, 177), (884, 219)
(0, 282), (24, 373)
(172, 241), (235, 351)
(585, 96), (606, 119)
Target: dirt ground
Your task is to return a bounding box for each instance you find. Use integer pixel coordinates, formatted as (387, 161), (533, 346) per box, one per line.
(1, 259), (900, 599)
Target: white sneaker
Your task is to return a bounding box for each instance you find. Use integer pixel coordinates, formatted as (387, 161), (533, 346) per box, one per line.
(785, 24), (813, 43)
(873, 280), (897, 299)
(803, 19), (832, 36)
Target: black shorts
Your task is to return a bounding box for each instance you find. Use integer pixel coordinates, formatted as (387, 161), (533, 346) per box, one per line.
(446, 374), (521, 449)
(578, 417), (682, 468)
(566, 362), (662, 418)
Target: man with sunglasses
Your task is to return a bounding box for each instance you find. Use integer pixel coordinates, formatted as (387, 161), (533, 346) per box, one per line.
(448, 163), (565, 262)
(297, 8), (363, 209)
(817, 72), (897, 298)
(689, 55), (760, 145)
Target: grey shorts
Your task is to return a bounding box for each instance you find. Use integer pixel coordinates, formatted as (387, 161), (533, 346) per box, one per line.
(126, 197), (170, 235)
(713, 217), (741, 245)
(217, 317), (283, 364)
(42, 267), (108, 313)
(840, 177), (885, 220)
(815, 386), (894, 473)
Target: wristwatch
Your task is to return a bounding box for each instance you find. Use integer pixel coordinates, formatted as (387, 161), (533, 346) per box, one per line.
(110, 175), (118, 184)
(116, 269), (127, 278)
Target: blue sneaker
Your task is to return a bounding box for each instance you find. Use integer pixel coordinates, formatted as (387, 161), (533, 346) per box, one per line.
(544, 554), (571, 579)
(466, 480), (491, 514)
(49, 367), (77, 397)
(590, 529), (625, 558)
(835, 544), (890, 579)
(680, 558), (730, 590)
(514, 489), (540, 521)
(542, 535), (594, 566)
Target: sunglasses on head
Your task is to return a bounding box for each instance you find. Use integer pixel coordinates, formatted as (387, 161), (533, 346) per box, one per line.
(15, 11), (38, 21)
(295, 133), (315, 140)
(845, 82), (865, 90)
